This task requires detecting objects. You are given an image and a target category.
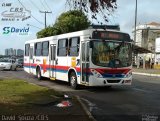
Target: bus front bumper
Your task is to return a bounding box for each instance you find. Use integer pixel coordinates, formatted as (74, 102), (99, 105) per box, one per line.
(88, 76), (132, 86)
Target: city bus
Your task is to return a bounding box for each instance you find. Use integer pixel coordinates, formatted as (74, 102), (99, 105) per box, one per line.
(24, 26), (132, 89)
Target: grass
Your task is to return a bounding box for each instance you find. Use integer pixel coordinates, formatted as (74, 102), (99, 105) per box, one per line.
(0, 78), (63, 114)
(0, 78), (91, 121)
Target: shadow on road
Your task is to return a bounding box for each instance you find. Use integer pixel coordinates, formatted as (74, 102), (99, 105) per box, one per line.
(39, 77), (132, 93)
(84, 86), (132, 93)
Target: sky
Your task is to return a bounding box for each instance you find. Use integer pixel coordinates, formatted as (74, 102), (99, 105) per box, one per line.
(0, 0), (160, 55)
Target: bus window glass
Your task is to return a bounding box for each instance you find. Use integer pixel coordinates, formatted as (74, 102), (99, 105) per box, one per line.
(82, 43), (85, 61)
(69, 37), (80, 56)
(35, 42), (42, 56)
(92, 41), (132, 68)
(30, 48), (33, 59)
(42, 41), (49, 56)
(25, 44), (30, 56)
(86, 42), (89, 61)
(58, 39), (68, 56)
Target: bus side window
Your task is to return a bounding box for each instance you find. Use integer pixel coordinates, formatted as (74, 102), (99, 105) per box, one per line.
(86, 42), (89, 61)
(25, 44), (30, 56)
(69, 37), (80, 56)
(57, 39), (68, 56)
(82, 43), (85, 61)
(35, 42), (42, 56)
(42, 41), (49, 56)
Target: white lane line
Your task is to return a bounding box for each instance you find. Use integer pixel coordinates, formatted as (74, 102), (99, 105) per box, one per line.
(133, 72), (160, 77)
(81, 98), (98, 112)
(133, 87), (151, 93)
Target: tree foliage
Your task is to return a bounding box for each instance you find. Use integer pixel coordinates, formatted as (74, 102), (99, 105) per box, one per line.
(66, 0), (117, 23)
(36, 26), (54, 38)
(37, 10), (90, 38)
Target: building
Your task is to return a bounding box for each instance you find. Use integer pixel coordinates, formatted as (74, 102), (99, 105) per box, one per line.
(135, 22), (160, 51)
(17, 49), (24, 56)
(5, 48), (14, 56)
(4, 48), (24, 56)
(134, 22), (160, 69)
(8, 48), (14, 56)
(13, 49), (16, 56)
(5, 49), (9, 56)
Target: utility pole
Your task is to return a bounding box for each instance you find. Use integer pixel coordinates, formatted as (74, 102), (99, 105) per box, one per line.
(134, 0), (138, 43)
(39, 11), (52, 28)
(134, 0), (138, 68)
(80, 0), (82, 11)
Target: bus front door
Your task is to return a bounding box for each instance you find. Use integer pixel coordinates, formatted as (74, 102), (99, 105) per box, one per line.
(50, 44), (56, 79)
(29, 46), (34, 74)
(81, 42), (90, 84)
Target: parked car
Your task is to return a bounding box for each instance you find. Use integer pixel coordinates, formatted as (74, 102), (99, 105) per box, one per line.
(16, 58), (24, 68)
(0, 59), (17, 71)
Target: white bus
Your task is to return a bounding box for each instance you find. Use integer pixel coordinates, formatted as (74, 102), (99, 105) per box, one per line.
(24, 27), (132, 89)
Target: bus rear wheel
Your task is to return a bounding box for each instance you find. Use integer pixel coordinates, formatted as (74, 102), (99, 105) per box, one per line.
(69, 72), (78, 89)
(36, 68), (42, 80)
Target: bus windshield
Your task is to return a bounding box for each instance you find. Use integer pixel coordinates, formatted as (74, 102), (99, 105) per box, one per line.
(91, 41), (132, 68)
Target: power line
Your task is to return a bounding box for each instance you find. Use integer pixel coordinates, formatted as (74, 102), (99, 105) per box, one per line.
(39, 0), (53, 24)
(27, 24), (42, 30)
(43, 0), (54, 20)
(28, 0), (40, 10)
(17, 0), (44, 26)
(40, 0), (48, 10)
(43, 0), (52, 12)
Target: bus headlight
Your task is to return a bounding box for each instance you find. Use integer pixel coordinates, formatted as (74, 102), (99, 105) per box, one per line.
(125, 72), (132, 78)
(91, 69), (103, 78)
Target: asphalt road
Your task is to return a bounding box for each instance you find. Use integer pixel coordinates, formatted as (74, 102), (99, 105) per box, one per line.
(0, 69), (160, 121)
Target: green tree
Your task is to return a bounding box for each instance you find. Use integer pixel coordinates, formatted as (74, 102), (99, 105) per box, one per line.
(36, 10), (90, 38)
(37, 26), (54, 38)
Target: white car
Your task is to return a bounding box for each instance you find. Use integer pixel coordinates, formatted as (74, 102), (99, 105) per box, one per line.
(0, 59), (17, 71)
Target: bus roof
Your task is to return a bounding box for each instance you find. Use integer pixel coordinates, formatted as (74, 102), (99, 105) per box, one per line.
(25, 28), (128, 44)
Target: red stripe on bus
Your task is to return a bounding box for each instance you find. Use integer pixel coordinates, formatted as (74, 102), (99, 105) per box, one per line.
(24, 63), (130, 74)
(95, 68), (131, 74)
(24, 63), (81, 72)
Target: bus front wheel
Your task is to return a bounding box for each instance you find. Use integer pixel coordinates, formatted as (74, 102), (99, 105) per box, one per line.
(69, 72), (78, 89)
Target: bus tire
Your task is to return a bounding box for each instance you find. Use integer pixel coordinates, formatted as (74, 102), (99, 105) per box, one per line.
(69, 72), (78, 89)
(36, 67), (42, 80)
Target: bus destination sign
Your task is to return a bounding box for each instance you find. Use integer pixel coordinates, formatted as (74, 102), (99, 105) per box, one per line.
(92, 31), (131, 41)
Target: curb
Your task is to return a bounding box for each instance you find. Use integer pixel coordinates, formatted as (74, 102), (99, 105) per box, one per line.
(76, 96), (96, 121)
(133, 72), (160, 77)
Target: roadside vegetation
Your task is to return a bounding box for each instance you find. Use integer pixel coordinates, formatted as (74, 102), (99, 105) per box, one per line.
(0, 78), (62, 114)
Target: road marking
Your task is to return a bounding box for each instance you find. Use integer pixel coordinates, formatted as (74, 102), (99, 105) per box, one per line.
(133, 88), (151, 93)
(81, 98), (98, 112)
(133, 72), (160, 77)
(76, 96), (96, 121)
